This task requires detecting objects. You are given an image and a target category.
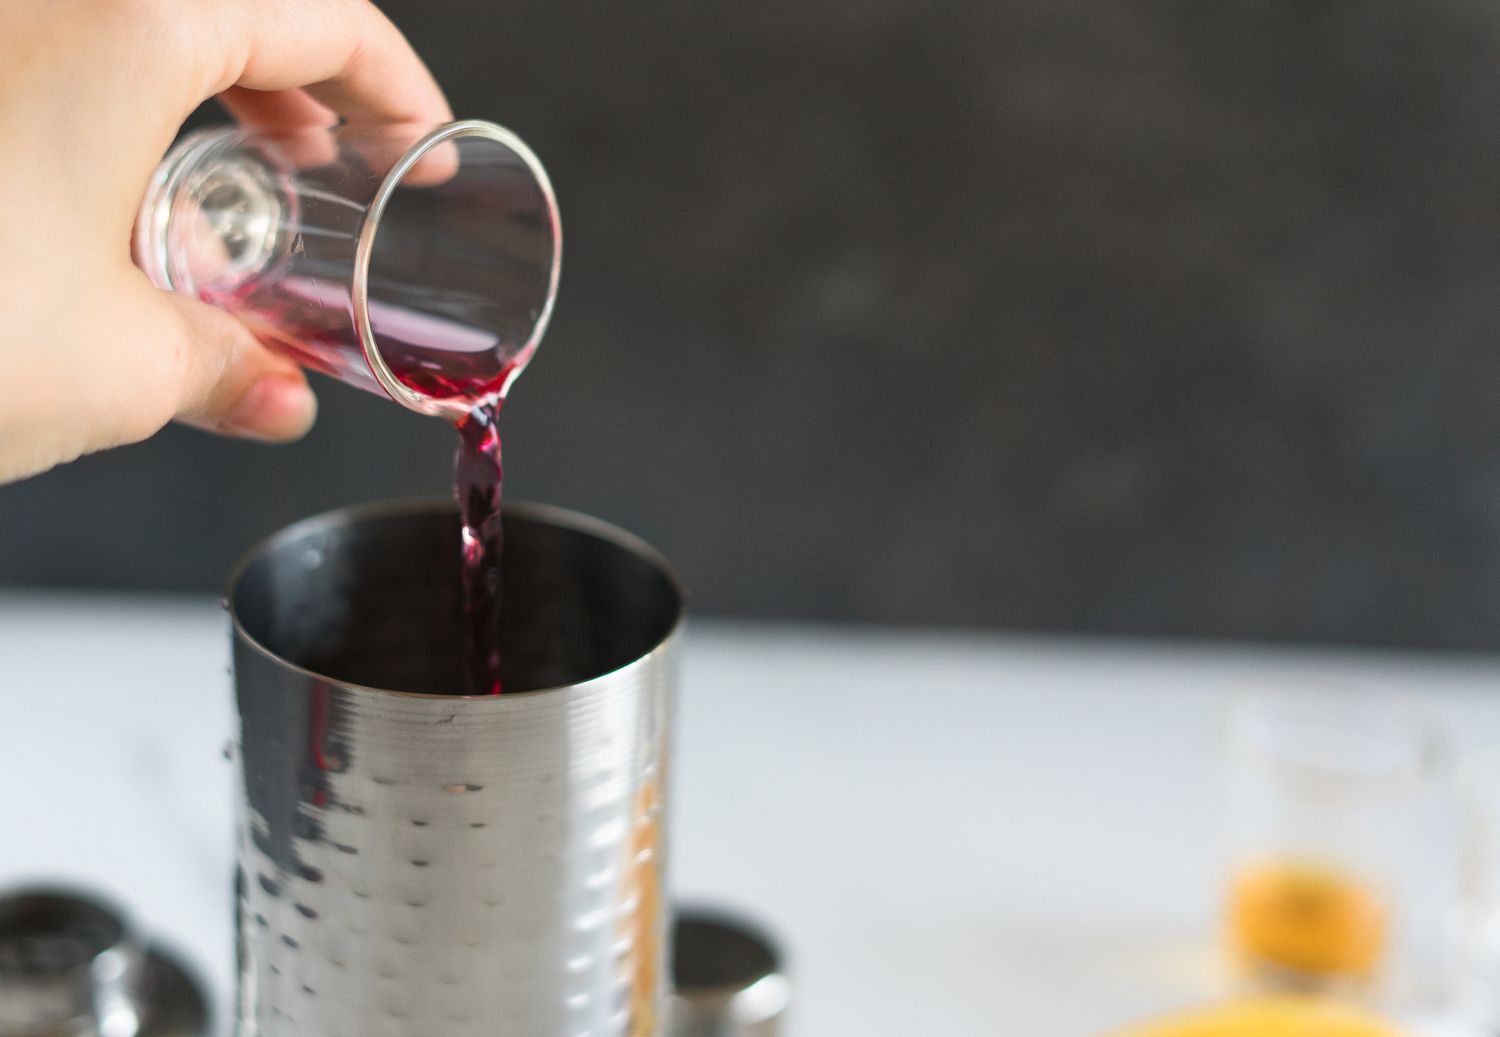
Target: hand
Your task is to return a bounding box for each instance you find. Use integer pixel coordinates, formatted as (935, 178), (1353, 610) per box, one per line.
(0, 0), (452, 483)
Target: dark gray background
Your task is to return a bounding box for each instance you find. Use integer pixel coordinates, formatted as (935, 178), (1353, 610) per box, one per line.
(5, 0), (1500, 649)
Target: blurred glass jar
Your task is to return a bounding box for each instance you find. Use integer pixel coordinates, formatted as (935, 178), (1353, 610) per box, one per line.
(1454, 745), (1500, 1031)
(1223, 683), (1445, 994)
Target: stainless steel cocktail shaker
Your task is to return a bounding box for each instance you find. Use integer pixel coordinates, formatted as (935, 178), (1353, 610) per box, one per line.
(227, 501), (682, 1037)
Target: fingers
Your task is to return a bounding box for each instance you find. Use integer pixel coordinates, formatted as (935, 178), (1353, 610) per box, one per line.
(0, 277), (318, 483)
(223, 0), (452, 128)
(155, 291), (319, 442)
(217, 85), (338, 132)
(101, 279), (318, 445)
(216, 86), (341, 167)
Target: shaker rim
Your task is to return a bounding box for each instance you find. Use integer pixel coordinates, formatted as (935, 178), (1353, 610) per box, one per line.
(225, 496), (685, 701)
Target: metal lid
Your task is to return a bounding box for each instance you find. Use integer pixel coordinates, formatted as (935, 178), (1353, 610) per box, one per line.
(670, 906), (790, 1037)
(0, 888), (208, 1037)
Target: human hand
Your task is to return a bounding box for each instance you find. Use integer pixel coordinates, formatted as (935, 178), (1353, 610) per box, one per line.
(0, 0), (452, 482)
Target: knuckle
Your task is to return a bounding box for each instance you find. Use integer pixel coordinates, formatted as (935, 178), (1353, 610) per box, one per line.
(130, 354), (189, 440)
(115, 401), (173, 448)
(98, 0), (175, 33)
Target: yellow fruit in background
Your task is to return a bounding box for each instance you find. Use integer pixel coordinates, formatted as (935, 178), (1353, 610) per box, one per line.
(1104, 996), (1403, 1037)
(1229, 859), (1386, 979)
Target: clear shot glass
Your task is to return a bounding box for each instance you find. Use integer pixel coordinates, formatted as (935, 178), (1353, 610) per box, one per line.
(134, 121), (561, 417)
(1223, 683), (1444, 994)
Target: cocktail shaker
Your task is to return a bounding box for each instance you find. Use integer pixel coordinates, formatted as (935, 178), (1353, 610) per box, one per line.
(227, 501), (682, 1037)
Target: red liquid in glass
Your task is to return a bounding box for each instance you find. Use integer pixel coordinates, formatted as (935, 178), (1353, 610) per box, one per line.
(227, 277), (518, 404)
(222, 278), (521, 695)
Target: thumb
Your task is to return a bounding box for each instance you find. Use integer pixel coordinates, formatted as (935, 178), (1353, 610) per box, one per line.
(153, 289), (319, 442)
(0, 278), (319, 484)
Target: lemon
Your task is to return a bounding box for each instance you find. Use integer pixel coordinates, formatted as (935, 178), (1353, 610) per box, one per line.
(1105, 996), (1403, 1037)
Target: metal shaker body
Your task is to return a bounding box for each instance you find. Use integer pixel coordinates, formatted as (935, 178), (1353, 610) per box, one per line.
(227, 501), (681, 1037)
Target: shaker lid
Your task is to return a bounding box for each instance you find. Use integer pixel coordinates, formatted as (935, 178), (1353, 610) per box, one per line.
(670, 906), (790, 1037)
(0, 887), (209, 1037)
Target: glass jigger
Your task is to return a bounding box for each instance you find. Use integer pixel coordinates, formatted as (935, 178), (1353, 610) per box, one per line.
(1223, 682), (1443, 995)
(133, 120), (561, 417)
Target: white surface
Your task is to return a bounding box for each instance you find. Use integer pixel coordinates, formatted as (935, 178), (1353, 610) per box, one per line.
(2, 590), (1498, 1035)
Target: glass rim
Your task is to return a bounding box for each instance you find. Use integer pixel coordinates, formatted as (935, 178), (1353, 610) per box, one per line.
(352, 119), (562, 417)
(1223, 678), (1449, 794)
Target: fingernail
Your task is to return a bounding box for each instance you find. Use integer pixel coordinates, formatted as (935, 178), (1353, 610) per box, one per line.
(221, 376), (318, 442)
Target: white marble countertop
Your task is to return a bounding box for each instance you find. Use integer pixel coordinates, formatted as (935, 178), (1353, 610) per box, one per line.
(2, 590), (1497, 1036)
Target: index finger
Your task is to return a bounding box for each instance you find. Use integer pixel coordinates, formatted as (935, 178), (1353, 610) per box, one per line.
(214, 0), (453, 128)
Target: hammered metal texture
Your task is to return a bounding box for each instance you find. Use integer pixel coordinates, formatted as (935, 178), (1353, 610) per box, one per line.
(229, 502), (679, 1037)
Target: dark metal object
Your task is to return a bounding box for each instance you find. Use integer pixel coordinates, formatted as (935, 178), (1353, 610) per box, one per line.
(0, 888), (209, 1037)
(228, 500), (683, 1037)
(670, 908), (789, 1037)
